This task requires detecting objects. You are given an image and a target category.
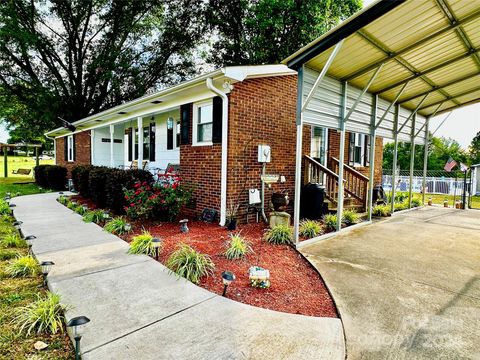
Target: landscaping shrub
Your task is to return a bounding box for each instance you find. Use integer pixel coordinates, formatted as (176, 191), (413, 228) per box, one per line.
(0, 200), (11, 215)
(394, 201), (407, 212)
(166, 244), (215, 284)
(299, 219), (323, 238)
(34, 165), (67, 190)
(0, 233), (25, 248)
(104, 217), (131, 235)
(124, 178), (191, 221)
(105, 169), (153, 214)
(33, 165), (50, 188)
(57, 195), (69, 205)
(224, 233), (252, 260)
(82, 209), (106, 224)
(5, 256), (40, 277)
(88, 166), (110, 208)
(264, 224), (293, 245)
(67, 201), (78, 210)
(323, 213), (338, 231)
(342, 210), (360, 226)
(127, 231), (156, 256)
(74, 205), (87, 215)
(13, 293), (69, 335)
(0, 249), (17, 260)
(71, 165), (94, 197)
(411, 197), (422, 207)
(372, 204), (390, 217)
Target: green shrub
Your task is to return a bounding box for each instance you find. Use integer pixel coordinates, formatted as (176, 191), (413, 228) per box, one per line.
(372, 204), (390, 217)
(224, 233), (252, 260)
(13, 293), (69, 335)
(88, 167), (111, 208)
(5, 256), (40, 277)
(75, 205), (87, 215)
(0, 233), (25, 248)
(323, 213), (338, 231)
(299, 219), (323, 238)
(166, 244), (215, 284)
(0, 249), (17, 260)
(71, 165), (94, 197)
(264, 224), (293, 245)
(127, 231), (155, 256)
(57, 196), (69, 205)
(411, 197), (422, 207)
(394, 201), (407, 212)
(342, 210), (360, 225)
(67, 201), (78, 210)
(387, 191), (408, 203)
(82, 209), (105, 224)
(0, 200), (11, 216)
(34, 165), (67, 190)
(104, 217), (131, 235)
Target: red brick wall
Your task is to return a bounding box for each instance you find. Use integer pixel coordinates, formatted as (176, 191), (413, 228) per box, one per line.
(226, 75), (299, 222)
(55, 131), (91, 176)
(179, 104), (222, 218)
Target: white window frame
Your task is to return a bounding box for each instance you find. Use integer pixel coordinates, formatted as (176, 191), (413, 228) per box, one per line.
(192, 100), (213, 146)
(350, 133), (369, 168)
(67, 135), (74, 162)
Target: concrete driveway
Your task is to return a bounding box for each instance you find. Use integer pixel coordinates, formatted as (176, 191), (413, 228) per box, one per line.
(300, 207), (480, 360)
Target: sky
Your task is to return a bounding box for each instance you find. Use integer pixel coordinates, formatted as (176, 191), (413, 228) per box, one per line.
(1, 0), (478, 149)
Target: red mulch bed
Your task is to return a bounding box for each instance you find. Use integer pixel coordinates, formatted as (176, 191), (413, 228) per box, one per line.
(127, 221), (337, 318)
(68, 195), (338, 317)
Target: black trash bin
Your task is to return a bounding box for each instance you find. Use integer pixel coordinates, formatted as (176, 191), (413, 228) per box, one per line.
(372, 185), (386, 205)
(300, 183), (325, 220)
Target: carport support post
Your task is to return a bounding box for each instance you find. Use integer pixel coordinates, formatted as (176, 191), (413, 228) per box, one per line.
(391, 105), (400, 214)
(408, 114), (416, 208)
(422, 118), (430, 205)
(3, 146), (7, 178)
(293, 66), (304, 245)
(367, 95), (378, 221)
(336, 82), (347, 231)
(137, 117), (143, 165)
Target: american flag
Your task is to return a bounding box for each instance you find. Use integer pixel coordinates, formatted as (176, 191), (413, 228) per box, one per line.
(460, 162), (469, 172)
(444, 157), (457, 172)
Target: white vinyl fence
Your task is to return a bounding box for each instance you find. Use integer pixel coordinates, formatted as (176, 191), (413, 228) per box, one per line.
(382, 172), (469, 196)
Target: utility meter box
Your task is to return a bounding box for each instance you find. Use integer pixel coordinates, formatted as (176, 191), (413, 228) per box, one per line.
(258, 145), (271, 163)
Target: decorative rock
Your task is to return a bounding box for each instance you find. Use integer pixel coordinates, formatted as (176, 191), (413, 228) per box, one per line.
(269, 211), (291, 227)
(34, 341), (48, 350)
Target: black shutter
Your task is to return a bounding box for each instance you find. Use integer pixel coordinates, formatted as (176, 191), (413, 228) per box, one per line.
(64, 137), (68, 161)
(212, 96), (223, 143)
(180, 104), (191, 145)
(72, 134), (76, 161)
(348, 133), (355, 166)
(126, 128), (132, 162)
(167, 118), (173, 150)
(150, 123), (156, 161)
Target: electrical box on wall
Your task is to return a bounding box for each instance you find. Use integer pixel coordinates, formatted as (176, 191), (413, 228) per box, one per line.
(258, 145), (271, 163)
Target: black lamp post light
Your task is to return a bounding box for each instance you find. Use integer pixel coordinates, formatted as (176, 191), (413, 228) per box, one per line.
(66, 316), (90, 360)
(13, 220), (23, 229)
(221, 271), (235, 296)
(124, 223), (132, 232)
(24, 235), (36, 254)
(152, 238), (161, 261)
(102, 211), (110, 220)
(40, 260), (55, 286)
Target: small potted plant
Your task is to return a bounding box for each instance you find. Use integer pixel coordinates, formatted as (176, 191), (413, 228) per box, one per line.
(443, 199), (449, 208)
(226, 201), (239, 231)
(428, 197), (432, 206)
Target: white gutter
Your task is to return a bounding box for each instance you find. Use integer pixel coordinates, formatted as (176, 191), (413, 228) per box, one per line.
(206, 78), (229, 226)
(44, 134), (56, 164)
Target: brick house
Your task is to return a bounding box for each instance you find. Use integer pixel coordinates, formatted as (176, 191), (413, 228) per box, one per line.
(46, 65), (383, 225)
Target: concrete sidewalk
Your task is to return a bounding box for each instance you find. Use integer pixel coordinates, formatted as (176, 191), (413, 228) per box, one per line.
(13, 193), (345, 360)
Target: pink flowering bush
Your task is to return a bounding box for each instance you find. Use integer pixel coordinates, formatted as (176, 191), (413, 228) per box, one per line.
(124, 177), (191, 221)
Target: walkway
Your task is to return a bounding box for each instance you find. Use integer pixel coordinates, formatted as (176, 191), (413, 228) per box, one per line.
(13, 193), (344, 360)
(300, 206), (480, 359)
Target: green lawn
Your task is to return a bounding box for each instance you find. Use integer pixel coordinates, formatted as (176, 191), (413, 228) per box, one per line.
(425, 193), (480, 209)
(0, 156), (54, 179)
(0, 178), (50, 199)
(0, 216), (74, 359)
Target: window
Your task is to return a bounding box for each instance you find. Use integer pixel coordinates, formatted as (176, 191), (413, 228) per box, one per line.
(176, 120), (181, 148)
(193, 101), (213, 145)
(67, 135), (74, 162)
(311, 127), (327, 165)
(349, 133), (370, 167)
(143, 126), (150, 159)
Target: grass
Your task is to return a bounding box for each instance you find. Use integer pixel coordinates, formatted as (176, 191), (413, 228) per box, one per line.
(323, 213), (338, 231)
(342, 210), (360, 225)
(166, 244), (215, 284)
(0, 156), (53, 179)
(0, 216), (73, 359)
(5, 256), (40, 277)
(104, 217), (131, 235)
(82, 209), (106, 223)
(299, 219), (323, 238)
(0, 177), (49, 199)
(425, 193), (480, 209)
(263, 224), (293, 245)
(127, 230), (156, 256)
(0, 233), (26, 248)
(224, 232), (252, 260)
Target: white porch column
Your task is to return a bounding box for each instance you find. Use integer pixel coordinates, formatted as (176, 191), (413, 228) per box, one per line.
(367, 95), (378, 221)
(336, 81), (347, 231)
(293, 66), (304, 245)
(408, 114), (416, 208)
(137, 116), (143, 165)
(391, 105), (400, 214)
(109, 124), (114, 168)
(91, 129), (95, 165)
(422, 118), (430, 205)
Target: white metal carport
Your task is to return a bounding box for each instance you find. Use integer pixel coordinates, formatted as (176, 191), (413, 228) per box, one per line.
(283, 0), (480, 245)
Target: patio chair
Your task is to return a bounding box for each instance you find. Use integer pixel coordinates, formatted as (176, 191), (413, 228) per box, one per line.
(165, 163), (180, 174)
(246, 189), (261, 223)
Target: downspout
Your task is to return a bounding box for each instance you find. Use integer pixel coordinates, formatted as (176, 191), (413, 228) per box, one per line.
(206, 78), (229, 226)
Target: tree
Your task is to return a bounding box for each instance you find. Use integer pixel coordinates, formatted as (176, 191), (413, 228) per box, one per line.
(469, 131), (480, 165)
(206, 0), (362, 66)
(0, 0), (205, 141)
(382, 136), (468, 171)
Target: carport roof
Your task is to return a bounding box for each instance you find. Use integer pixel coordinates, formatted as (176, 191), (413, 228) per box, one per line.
(283, 0), (480, 117)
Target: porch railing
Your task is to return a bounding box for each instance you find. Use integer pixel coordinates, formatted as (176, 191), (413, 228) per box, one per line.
(330, 157), (369, 210)
(304, 155), (342, 203)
